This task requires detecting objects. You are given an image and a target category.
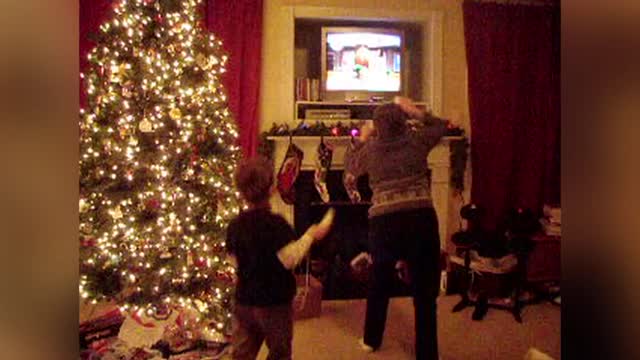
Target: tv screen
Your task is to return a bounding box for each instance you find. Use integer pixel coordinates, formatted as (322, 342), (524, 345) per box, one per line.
(324, 29), (402, 92)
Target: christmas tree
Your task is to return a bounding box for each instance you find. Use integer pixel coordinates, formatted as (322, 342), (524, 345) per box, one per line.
(79, 0), (242, 337)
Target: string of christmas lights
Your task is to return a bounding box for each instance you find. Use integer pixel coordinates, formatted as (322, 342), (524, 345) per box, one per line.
(79, 0), (242, 338)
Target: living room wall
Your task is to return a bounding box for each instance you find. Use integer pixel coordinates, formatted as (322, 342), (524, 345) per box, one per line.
(259, 0), (471, 245)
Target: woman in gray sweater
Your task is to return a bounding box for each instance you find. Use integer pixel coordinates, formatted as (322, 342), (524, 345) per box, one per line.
(345, 97), (451, 360)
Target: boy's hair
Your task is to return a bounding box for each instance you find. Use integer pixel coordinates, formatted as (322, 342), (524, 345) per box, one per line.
(373, 103), (408, 138)
(234, 156), (274, 204)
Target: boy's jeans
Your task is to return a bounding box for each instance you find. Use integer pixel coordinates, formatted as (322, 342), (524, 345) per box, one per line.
(231, 302), (293, 360)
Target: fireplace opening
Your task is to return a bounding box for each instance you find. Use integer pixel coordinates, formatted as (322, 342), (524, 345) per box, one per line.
(293, 170), (412, 300)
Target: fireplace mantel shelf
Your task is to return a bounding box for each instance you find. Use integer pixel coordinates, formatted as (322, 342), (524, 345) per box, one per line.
(266, 135), (464, 141)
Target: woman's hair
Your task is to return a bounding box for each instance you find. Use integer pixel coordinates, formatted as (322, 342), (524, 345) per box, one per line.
(234, 156), (274, 204)
(372, 103), (408, 138)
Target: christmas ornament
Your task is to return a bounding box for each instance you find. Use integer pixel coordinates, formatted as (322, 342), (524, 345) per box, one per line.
(128, 136), (138, 146)
(110, 206), (124, 220)
(122, 81), (134, 98)
(79, 198), (89, 213)
(102, 139), (113, 152)
(169, 107), (182, 120)
(109, 254), (121, 265)
(110, 64), (127, 83)
(80, 237), (96, 247)
(196, 53), (210, 69)
(145, 198), (160, 210)
(139, 119), (153, 132)
(276, 140), (303, 205)
(194, 257), (206, 268)
(216, 199), (226, 217)
(187, 252), (194, 266)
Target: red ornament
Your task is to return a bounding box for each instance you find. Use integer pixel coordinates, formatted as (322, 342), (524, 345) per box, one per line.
(145, 198), (160, 210)
(196, 128), (207, 142)
(81, 237), (96, 247)
(331, 127), (340, 136)
(195, 257), (206, 268)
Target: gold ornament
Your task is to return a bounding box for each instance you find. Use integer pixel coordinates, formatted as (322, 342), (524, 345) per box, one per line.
(139, 119), (153, 133)
(169, 108), (182, 120)
(79, 198), (89, 213)
(128, 136), (139, 146)
(122, 81), (134, 98)
(110, 64), (127, 83)
(187, 252), (194, 266)
(119, 127), (129, 138)
(196, 54), (209, 69)
(110, 206), (123, 220)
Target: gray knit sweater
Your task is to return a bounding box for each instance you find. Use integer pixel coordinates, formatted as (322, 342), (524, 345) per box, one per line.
(344, 114), (449, 218)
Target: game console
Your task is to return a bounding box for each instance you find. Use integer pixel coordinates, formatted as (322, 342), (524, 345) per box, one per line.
(304, 109), (352, 120)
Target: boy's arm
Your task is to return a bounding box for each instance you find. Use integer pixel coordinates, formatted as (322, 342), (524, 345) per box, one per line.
(276, 230), (316, 270)
(276, 209), (335, 270)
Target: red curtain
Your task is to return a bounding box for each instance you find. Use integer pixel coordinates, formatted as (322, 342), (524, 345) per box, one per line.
(204, 0), (263, 158)
(79, 0), (113, 107)
(79, 0), (263, 157)
(463, 0), (560, 230)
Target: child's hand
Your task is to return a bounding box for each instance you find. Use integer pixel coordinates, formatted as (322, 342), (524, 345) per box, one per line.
(350, 252), (373, 270)
(308, 208), (335, 241)
(360, 121), (376, 142)
(393, 96), (424, 119)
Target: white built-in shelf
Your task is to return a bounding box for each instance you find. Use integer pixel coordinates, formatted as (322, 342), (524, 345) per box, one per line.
(294, 100), (429, 122)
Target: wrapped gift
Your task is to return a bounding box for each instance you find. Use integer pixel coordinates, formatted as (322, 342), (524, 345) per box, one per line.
(293, 274), (323, 320)
(79, 308), (125, 349)
(118, 310), (179, 349)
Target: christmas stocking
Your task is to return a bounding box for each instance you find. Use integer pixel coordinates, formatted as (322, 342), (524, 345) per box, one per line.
(314, 140), (333, 203)
(343, 139), (362, 203)
(277, 141), (304, 205)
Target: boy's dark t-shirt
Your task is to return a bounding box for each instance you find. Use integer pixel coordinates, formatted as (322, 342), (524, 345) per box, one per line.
(226, 208), (297, 307)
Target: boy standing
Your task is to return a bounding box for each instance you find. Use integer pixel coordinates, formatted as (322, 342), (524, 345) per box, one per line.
(226, 156), (334, 360)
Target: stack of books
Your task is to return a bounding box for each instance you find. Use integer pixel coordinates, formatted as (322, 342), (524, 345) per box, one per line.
(295, 77), (320, 101)
(540, 204), (561, 236)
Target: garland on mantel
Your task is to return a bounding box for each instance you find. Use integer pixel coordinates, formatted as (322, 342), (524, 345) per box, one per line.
(257, 121), (469, 193)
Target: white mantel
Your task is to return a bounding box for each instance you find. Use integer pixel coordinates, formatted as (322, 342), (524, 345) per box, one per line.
(268, 136), (461, 249)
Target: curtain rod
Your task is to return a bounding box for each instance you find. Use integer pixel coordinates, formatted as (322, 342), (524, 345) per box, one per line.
(466, 0), (559, 6)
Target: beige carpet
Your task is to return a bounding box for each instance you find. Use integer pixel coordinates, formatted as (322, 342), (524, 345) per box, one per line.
(244, 295), (560, 360)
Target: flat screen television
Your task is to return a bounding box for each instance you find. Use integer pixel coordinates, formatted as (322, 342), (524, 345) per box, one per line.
(321, 27), (404, 102)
